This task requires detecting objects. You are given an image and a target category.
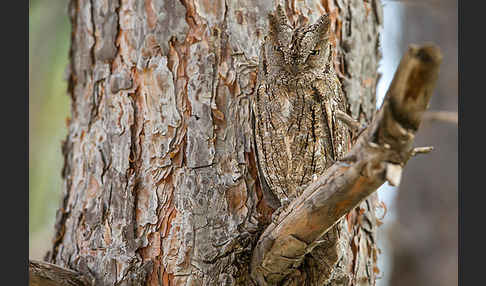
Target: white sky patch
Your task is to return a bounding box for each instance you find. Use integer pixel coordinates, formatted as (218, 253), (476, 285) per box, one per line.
(376, 1), (404, 221)
(375, 3), (405, 286)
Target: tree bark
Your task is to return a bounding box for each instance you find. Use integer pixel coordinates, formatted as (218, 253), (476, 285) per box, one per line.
(45, 0), (385, 285)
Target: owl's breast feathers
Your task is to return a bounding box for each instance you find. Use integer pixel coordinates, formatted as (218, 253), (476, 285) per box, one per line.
(254, 82), (336, 201)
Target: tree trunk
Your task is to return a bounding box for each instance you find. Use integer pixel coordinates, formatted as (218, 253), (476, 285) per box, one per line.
(45, 0), (384, 284)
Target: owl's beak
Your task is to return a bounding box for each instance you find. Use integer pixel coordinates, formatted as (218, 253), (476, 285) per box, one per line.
(290, 63), (305, 74)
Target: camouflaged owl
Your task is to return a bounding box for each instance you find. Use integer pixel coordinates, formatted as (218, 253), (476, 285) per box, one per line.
(252, 6), (351, 208)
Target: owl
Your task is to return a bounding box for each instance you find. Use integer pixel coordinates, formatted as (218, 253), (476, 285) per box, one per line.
(252, 6), (350, 208)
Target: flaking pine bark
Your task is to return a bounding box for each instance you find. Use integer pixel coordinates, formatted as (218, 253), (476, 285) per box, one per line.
(30, 0), (440, 285)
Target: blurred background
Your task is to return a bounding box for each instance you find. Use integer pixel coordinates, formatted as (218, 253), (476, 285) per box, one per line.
(29, 0), (70, 259)
(29, 1), (457, 285)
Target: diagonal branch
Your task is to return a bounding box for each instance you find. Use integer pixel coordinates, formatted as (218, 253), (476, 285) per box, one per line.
(250, 44), (442, 285)
(29, 260), (93, 286)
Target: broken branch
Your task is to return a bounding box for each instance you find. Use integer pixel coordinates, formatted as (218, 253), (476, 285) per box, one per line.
(29, 260), (92, 286)
(423, 110), (458, 124)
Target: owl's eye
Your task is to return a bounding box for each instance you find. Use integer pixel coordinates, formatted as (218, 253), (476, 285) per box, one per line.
(274, 46), (283, 52)
(310, 50), (320, 56)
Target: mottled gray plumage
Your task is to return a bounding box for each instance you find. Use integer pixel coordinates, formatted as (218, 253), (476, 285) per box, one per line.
(253, 6), (351, 207)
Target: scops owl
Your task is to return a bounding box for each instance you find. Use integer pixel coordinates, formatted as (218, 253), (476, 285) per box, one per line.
(253, 6), (351, 208)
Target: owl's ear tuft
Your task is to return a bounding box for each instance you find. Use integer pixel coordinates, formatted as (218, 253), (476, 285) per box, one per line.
(268, 5), (290, 35)
(314, 14), (330, 40)
(275, 5), (289, 27)
(268, 13), (279, 35)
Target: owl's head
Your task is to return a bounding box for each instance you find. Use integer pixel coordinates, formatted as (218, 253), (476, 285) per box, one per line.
(263, 5), (332, 85)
